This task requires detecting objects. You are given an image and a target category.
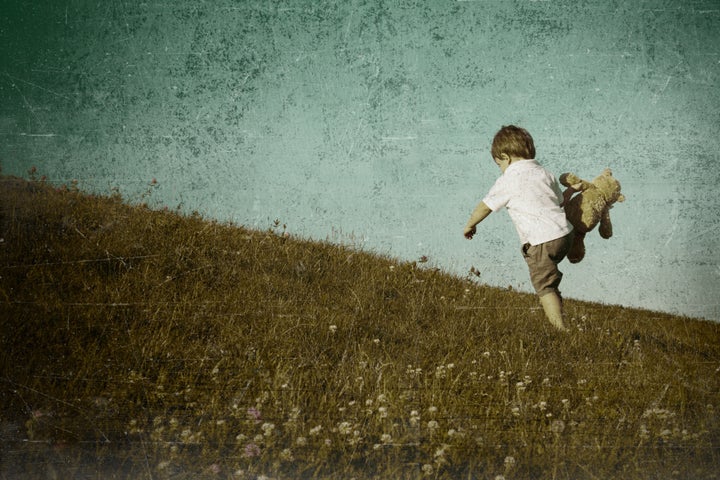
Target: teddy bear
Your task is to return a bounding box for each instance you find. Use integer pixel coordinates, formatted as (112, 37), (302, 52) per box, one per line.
(559, 168), (625, 263)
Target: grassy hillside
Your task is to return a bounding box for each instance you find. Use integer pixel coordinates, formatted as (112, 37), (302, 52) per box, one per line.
(1, 174), (719, 479)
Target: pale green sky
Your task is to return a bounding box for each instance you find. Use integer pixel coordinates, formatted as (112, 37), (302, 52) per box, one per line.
(1, 1), (718, 320)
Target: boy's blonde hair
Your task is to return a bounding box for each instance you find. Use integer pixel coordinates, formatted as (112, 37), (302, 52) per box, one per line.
(491, 125), (536, 160)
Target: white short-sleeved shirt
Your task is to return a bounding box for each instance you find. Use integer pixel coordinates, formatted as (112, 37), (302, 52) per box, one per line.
(482, 159), (572, 246)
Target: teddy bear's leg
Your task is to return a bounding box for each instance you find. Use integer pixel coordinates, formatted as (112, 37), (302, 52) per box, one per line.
(599, 209), (613, 239)
(561, 187), (575, 208)
(567, 231), (586, 263)
(559, 173), (591, 191)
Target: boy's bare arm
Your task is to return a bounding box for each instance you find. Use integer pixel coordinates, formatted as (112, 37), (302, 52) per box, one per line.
(464, 202), (492, 239)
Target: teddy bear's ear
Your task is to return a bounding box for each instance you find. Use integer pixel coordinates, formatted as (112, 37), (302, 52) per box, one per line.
(603, 168), (613, 176)
(617, 194), (626, 202)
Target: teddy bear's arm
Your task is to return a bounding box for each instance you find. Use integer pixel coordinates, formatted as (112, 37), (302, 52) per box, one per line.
(598, 208), (613, 239)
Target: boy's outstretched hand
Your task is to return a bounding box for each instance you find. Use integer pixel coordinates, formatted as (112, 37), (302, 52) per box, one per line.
(464, 202), (491, 240)
(463, 225), (476, 239)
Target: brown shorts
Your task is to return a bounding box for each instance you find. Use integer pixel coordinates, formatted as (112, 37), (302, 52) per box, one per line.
(521, 231), (574, 297)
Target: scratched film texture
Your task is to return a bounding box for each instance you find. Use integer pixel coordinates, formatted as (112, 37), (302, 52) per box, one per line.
(1, 1), (719, 320)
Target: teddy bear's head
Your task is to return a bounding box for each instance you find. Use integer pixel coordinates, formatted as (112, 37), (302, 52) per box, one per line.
(593, 168), (625, 205)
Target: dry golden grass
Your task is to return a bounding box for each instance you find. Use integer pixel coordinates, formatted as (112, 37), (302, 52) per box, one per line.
(1, 172), (719, 479)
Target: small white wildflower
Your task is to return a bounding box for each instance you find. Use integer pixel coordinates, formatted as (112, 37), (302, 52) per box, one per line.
(261, 422), (275, 436)
(373, 338), (381, 345)
(504, 456), (516, 468)
(434, 445), (448, 459)
(377, 406), (388, 418)
(296, 436), (307, 446)
(422, 463), (434, 475)
(338, 421), (353, 435)
(410, 410), (421, 427)
(309, 425), (322, 436)
(427, 420), (439, 430)
(381, 433), (392, 444)
(428, 406), (438, 414)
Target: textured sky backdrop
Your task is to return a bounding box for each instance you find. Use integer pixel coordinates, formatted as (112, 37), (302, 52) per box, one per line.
(2, 1), (719, 320)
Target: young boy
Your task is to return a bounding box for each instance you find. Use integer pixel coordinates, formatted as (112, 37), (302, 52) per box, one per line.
(463, 125), (574, 331)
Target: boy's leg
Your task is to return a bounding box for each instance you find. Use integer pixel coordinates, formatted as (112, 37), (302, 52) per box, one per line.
(539, 291), (567, 332)
(522, 233), (573, 332)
